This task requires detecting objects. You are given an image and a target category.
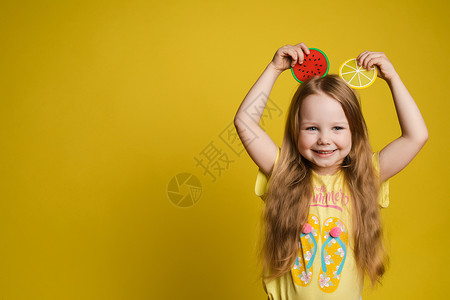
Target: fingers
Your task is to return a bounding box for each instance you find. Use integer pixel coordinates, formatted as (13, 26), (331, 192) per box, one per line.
(365, 56), (384, 71)
(297, 42), (310, 56)
(357, 51), (370, 66)
(278, 43), (310, 68)
(288, 48), (299, 68)
(291, 43), (310, 67)
(357, 51), (386, 70)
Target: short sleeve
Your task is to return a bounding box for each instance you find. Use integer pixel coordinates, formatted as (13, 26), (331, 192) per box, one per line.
(255, 147), (281, 199)
(372, 152), (389, 208)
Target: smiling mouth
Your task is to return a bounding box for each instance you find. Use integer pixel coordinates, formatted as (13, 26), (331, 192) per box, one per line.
(313, 150), (337, 154)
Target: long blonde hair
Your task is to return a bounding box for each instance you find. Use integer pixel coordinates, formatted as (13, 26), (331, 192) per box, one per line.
(256, 74), (388, 288)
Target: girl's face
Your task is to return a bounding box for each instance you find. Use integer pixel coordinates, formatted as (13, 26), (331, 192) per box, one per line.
(297, 93), (352, 175)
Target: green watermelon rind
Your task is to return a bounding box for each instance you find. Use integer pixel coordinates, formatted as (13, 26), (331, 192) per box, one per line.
(290, 48), (330, 83)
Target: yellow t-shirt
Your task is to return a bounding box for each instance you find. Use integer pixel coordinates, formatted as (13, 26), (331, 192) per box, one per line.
(255, 147), (389, 300)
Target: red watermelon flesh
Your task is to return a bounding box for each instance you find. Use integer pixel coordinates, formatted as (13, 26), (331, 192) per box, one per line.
(291, 49), (329, 83)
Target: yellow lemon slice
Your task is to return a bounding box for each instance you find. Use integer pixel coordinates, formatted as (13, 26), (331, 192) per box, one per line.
(339, 58), (377, 89)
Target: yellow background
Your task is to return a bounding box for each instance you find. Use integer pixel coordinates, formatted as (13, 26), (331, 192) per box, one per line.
(1, 0), (448, 299)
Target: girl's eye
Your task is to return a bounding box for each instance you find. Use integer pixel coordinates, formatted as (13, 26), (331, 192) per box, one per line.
(306, 127), (318, 131)
(333, 126), (344, 130)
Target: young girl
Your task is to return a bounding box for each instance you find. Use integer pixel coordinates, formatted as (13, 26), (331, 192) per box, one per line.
(234, 43), (428, 300)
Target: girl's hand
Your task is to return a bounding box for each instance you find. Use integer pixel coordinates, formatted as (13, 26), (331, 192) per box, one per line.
(357, 51), (399, 82)
(270, 43), (310, 73)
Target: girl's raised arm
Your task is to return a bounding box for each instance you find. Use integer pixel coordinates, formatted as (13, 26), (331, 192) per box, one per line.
(357, 51), (429, 182)
(234, 43), (310, 176)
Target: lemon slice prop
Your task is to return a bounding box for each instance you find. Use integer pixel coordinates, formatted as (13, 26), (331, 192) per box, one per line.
(339, 58), (377, 89)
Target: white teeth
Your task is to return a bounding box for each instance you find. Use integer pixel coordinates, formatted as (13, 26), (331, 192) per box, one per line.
(315, 150), (334, 154)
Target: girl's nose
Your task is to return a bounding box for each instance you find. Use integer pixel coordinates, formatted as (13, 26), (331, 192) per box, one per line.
(317, 135), (331, 145)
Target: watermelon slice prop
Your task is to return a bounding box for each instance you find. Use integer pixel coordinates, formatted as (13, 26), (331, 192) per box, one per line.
(291, 48), (330, 83)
